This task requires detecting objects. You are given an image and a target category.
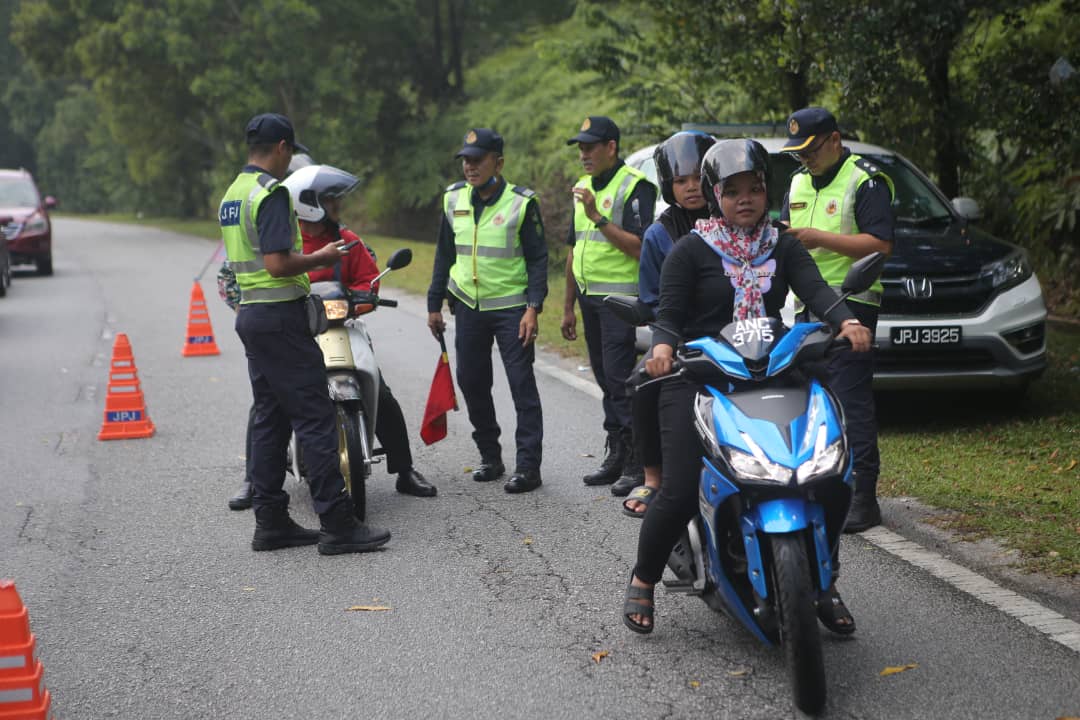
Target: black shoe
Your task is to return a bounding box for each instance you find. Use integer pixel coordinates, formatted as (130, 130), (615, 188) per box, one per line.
(317, 500), (391, 555)
(504, 469), (542, 494)
(583, 433), (625, 486)
(251, 505), (319, 551)
(396, 468), (437, 497)
(610, 471), (644, 497)
(844, 494), (882, 533)
(228, 481), (254, 511)
(472, 460), (505, 483)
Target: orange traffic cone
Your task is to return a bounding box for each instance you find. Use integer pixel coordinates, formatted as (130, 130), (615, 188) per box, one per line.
(97, 333), (155, 441)
(181, 281), (220, 356)
(0, 581), (53, 720)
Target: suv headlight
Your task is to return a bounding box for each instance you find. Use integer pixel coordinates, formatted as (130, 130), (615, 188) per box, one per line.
(724, 433), (793, 484)
(795, 425), (846, 484)
(981, 250), (1031, 290)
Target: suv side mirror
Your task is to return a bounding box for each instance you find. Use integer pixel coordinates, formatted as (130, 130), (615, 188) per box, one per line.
(951, 197), (981, 220)
(841, 252), (887, 295)
(386, 248), (412, 271)
(603, 294), (654, 326)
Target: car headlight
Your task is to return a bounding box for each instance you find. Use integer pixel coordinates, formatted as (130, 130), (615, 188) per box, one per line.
(23, 212), (47, 235)
(725, 432), (793, 484)
(795, 425), (846, 484)
(692, 393), (722, 458)
(981, 250), (1031, 290)
(322, 299), (349, 320)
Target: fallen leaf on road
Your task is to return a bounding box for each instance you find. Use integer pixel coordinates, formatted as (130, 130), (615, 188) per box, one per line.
(591, 650), (609, 664)
(581, 453), (595, 458)
(688, 680), (700, 689)
(727, 669), (750, 677)
(523, 537), (533, 545)
(347, 605), (392, 612)
(880, 663), (918, 676)
(242, 587), (255, 592)
(463, 467), (474, 473)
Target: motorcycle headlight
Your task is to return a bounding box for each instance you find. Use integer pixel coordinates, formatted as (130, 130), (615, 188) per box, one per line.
(322, 299), (349, 320)
(795, 425), (845, 484)
(692, 393), (722, 458)
(725, 432), (793, 484)
(981, 250), (1031, 290)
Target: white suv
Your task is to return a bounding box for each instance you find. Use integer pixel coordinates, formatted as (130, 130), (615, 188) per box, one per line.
(626, 136), (1047, 391)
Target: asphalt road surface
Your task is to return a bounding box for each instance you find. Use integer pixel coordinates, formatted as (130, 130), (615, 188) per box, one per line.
(1, 218), (1077, 719)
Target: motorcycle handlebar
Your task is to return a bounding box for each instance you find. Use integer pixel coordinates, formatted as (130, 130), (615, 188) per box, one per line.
(378, 298), (398, 308)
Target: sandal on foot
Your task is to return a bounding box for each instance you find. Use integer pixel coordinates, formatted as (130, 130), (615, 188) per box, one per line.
(621, 486), (655, 519)
(817, 584), (856, 635)
(622, 578), (655, 634)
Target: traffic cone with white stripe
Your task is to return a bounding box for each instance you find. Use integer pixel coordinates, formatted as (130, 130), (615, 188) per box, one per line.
(182, 281), (220, 356)
(0, 580), (52, 720)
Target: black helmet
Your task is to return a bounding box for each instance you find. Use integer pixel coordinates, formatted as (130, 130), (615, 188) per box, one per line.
(700, 139), (770, 217)
(653, 131), (716, 206)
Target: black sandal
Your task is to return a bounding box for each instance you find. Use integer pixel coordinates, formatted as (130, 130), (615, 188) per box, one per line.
(622, 576), (655, 634)
(817, 584), (856, 635)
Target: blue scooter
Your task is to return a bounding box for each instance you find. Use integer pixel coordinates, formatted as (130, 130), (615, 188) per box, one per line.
(606, 252), (885, 715)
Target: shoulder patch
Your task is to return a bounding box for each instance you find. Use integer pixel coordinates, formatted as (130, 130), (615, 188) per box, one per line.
(512, 185), (536, 198)
(257, 173), (278, 190)
(854, 157), (883, 176)
(445, 181), (467, 192)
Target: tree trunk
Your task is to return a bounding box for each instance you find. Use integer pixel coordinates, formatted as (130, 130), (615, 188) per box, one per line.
(447, 0), (464, 98)
(923, 41), (962, 198)
(782, 69), (810, 114)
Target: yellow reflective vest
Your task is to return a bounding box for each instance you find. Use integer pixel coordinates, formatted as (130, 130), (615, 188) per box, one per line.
(445, 180), (534, 311)
(219, 170), (308, 304)
(571, 164), (651, 296)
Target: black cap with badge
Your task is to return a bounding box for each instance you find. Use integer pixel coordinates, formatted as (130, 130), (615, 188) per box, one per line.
(245, 113), (309, 154)
(566, 116), (620, 146)
(780, 107), (839, 152)
(455, 128), (504, 158)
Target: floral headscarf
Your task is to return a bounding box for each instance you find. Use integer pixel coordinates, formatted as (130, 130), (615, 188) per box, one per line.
(693, 213), (779, 321)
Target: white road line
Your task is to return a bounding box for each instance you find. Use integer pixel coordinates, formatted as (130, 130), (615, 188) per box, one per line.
(534, 359), (603, 400)
(861, 526), (1080, 654)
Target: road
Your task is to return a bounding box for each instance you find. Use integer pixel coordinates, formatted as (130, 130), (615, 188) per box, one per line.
(1, 218), (1077, 719)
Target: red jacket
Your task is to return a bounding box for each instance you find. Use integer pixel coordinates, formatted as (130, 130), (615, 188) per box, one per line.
(303, 224), (380, 293)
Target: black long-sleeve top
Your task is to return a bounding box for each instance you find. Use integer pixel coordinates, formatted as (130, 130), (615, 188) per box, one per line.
(651, 228), (855, 349)
(427, 179), (548, 313)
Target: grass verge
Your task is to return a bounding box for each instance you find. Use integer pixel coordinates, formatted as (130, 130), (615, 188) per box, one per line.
(79, 217), (1080, 576)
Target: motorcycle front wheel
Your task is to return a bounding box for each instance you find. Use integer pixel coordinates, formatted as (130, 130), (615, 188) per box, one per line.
(770, 533), (826, 715)
(337, 406), (369, 521)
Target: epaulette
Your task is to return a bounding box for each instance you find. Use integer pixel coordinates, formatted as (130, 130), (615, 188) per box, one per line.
(855, 157), (884, 177)
(512, 185), (536, 199)
(257, 173), (279, 190)
(445, 181), (467, 192)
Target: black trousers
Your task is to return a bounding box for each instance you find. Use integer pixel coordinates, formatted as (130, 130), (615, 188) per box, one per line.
(578, 293), (636, 435)
(375, 373), (412, 475)
(453, 303), (542, 472)
(235, 299), (346, 516)
(630, 353), (662, 467)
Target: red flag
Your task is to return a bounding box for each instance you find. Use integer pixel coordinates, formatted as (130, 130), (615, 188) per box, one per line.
(420, 332), (458, 445)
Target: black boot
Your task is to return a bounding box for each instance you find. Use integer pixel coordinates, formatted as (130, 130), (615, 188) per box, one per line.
(583, 433), (625, 486)
(610, 434), (644, 497)
(844, 492), (882, 533)
(318, 500), (391, 555)
(251, 505), (319, 551)
(396, 468), (437, 497)
(228, 481), (254, 511)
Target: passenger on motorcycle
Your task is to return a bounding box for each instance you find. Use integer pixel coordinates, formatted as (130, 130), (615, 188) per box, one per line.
(622, 139), (871, 634)
(284, 163), (438, 498)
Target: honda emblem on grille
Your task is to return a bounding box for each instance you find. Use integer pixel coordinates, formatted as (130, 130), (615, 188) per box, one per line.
(903, 277), (934, 299)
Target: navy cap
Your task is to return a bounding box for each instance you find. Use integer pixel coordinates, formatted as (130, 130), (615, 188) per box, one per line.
(781, 107), (839, 152)
(455, 128), (504, 159)
(245, 113), (309, 154)
(566, 116), (620, 145)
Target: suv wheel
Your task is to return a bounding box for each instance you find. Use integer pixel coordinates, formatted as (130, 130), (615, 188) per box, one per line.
(0, 264), (8, 297)
(36, 253), (53, 276)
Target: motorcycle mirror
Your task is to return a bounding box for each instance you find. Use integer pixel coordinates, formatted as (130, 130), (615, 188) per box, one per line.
(602, 294), (654, 326)
(386, 248), (413, 271)
(841, 252), (886, 294)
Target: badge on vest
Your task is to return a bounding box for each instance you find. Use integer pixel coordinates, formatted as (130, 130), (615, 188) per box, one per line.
(602, 197), (613, 210)
(220, 200), (241, 226)
(493, 214), (505, 226)
(825, 199), (839, 216)
(453, 210), (470, 217)
(789, 202), (808, 210)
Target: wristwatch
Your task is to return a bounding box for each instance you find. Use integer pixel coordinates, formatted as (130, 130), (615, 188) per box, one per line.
(595, 216), (610, 229)
(527, 301), (543, 311)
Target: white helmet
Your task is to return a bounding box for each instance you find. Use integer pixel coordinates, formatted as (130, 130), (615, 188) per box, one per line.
(287, 152), (315, 175)
(282, 164), (359, 222)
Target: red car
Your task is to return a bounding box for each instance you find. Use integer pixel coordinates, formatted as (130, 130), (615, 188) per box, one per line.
(0, 169), (57, 276)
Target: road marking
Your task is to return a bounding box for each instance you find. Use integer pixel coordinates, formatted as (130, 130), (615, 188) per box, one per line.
(861, 527), (1080, 654)
(535, 360), (602, 400)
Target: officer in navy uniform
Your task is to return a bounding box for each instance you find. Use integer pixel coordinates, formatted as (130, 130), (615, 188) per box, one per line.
(780, 107), (895, 533)
(427, 128), (548, 494)
(220, 113), (391, 554)
(561, 116), (656, 489)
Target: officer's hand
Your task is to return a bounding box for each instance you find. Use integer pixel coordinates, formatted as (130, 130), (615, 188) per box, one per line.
(571, 186), (599, 222)
(427, 311), (446, 339)
(838, 320), (872, 353)
(645, 344), (675, 378)
(312, 242), (345, 269)
(519, 307), (539, 347)
(560, 309), (577, 341)
(786, 226), (820, 249)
